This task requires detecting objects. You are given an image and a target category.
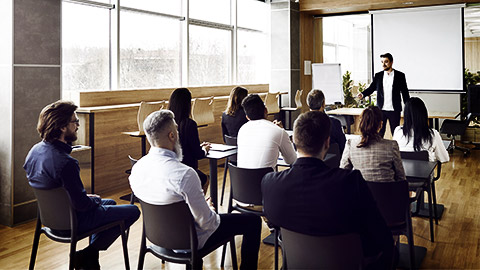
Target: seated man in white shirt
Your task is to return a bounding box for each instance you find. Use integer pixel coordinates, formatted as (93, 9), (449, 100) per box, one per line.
(129, 110), (261, 270)
(237, 94), (297, 168)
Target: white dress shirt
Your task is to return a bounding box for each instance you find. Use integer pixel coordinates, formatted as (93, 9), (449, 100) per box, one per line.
(237, 119), (297, 169)
(382, 70), (395, 111)
(129, 147), (220, 249)
(393, 126), (450, 163)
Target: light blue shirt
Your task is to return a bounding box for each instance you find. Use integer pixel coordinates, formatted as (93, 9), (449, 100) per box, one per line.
(129, 147), (220, 249)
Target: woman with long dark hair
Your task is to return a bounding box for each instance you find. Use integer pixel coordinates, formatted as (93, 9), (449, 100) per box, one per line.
(393, 97), (449, 162)
(340, 106), (405, 182)
(168, 88), (210, 192)
(221, 86), (249, 139)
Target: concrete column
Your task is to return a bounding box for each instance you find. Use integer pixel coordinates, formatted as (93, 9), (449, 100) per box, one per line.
(270, 0), (300, 107)
(0, 0), (61, 226)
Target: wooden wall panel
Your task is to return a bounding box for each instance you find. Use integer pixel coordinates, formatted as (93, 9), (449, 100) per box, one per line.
(74, 84), (269, 107)
(465, 37), (480, 73)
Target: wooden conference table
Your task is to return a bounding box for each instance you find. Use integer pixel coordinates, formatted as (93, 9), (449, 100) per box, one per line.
(326, 107), (459, 133)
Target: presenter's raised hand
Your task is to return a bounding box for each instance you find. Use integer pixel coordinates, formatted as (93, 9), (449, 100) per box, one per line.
(357, 92), (364, 100)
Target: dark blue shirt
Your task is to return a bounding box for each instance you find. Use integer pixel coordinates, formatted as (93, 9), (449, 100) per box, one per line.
(24, 140), (100, 212)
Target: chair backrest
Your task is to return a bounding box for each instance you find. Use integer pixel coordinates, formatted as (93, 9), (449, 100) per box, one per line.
(224, 135), (238, 162)
(128, 155), (138, 166)
(281, 228), (364, 270)
(324, 142), (341, 168)
(192, 97), (215, 126)
(400, 150), (428, 161)
(294, 89), (303, 109)
(33, 187), (73, 230)
(139, 199), (197, 250)
(228, 163), (273, 205)
(366, 181), (409, 228)
(137, 101), (164, 135)
(265, 92), (280, 114)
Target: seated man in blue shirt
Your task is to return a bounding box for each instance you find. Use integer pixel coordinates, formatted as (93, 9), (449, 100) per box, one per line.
(129, 109), (261, 270)
(24, 101), (140, 270)
(262, 111), (394, 269)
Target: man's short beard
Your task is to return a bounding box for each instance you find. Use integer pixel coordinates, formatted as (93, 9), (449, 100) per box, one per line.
(64, 133), (77, 144)
(174, 139), (183, 161)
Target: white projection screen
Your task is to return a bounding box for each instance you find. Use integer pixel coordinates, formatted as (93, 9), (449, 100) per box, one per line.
(371, 5), (464, 92)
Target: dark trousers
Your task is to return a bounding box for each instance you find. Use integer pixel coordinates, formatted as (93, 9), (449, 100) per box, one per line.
(380, 110), (401, 138)
(197, 214), (262, 270)
(77, 199), (140, 250)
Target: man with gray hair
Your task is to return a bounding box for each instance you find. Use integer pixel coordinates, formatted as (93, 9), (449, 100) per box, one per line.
(129, 110), (261, 270)
(307, 89), (346, 154)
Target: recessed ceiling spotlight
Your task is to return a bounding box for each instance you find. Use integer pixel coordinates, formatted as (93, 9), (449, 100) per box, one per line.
(403, 2), (414, 4)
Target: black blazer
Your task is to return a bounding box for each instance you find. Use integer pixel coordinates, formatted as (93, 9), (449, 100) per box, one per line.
(221, 108), (248, 140)
(261, 157), (393, 259)
(362, 69), (410, 112)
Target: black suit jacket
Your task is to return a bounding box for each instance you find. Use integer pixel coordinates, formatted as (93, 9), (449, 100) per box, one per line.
(261, 157), (393, 258)
(362, 69), (410, 112)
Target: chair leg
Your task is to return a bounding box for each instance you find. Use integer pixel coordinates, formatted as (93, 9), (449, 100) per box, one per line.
(427, 185), (434, 242)
(274, 228), (279, 270)
(230, 238), (238, 270)
(431, 181), (439, 225)
(29, 218), (42, 270)
(119, 222), (130, 270)
(69, 239), (77, 270)
(405, 205), (416, 270)
(137, 229), (147, 270)
(220, 159), (228, 206)
(220, 244), (227, 267)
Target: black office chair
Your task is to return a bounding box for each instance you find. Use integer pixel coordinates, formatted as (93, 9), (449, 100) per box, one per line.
(220, 135), (237, 206)
(366, 181), (416, 270)
(29, 187), (130, 270)
(137, 199), (238, 270)
(440, 113), (471, 156)
(324, 142), (341, 168)
(281, 228), (363, 270)
(400, 151), (437, 243)
(221, 163), (281, 270)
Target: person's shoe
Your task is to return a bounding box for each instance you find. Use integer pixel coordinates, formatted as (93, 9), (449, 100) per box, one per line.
(74, 248), (100, 270)
(73, 250), (88, 270)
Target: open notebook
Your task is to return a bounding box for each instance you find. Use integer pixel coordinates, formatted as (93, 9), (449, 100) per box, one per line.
(209, 143), (237, 152)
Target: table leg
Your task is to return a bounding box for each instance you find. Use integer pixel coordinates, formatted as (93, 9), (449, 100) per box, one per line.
(209, 158), (218, 212)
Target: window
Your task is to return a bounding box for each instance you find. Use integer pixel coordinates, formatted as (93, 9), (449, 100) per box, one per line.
(120, 0), (181, 16)
(237, 30), (269, 84)
(61, 0), (270, 92)
(189, 25), (231, 86)
(120, 11), (181, 89)
(189, 0), (230, 25)
(322, 14), (371, 85)
(62, 2), (110, 92)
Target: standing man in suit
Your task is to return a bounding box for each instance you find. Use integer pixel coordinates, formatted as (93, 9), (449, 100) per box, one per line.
(358, 53), (410, 137)
(262, 111), (394, 269)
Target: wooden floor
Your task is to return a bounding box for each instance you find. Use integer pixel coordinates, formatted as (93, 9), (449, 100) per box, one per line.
(2, 145), (480, 269)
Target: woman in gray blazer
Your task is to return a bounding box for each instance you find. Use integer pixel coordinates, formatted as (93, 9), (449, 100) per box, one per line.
(340, 106), (406, 182)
